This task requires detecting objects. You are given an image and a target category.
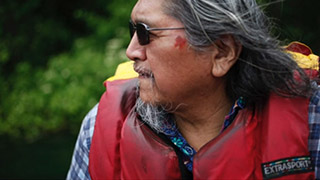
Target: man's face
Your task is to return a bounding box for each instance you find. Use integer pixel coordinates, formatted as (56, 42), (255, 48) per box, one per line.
(126, 0), (215, 109)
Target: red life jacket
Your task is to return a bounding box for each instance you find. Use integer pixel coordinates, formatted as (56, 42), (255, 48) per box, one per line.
(89, 77), (314, 179)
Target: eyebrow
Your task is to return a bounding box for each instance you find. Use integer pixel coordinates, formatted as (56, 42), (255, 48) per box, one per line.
(131, 17), (157, 28)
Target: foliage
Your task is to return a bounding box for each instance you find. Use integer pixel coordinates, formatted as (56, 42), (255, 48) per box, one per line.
(0, 0), (110, 73)
(0, 0), (135, 141)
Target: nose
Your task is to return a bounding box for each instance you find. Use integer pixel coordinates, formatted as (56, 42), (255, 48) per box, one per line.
(126, 33), (147, 61)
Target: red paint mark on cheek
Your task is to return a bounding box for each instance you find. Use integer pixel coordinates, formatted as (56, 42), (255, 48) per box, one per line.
(174, 36), (187, 49)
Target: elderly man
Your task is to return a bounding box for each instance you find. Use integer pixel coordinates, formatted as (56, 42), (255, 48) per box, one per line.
(67, 0), (320, 179)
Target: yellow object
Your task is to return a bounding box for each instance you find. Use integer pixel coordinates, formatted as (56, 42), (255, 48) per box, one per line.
(107, 61), (138, 82)
(287, 51), (319, 71)
(285, 41), (319, 71)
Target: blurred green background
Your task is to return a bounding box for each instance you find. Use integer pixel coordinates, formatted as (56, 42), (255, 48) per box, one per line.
(0, 0), (319, 179)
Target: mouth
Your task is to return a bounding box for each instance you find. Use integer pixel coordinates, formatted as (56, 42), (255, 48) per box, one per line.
(134, 65), (154, 79)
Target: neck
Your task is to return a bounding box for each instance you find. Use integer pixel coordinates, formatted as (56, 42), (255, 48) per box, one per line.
(173, 81), (232, 151)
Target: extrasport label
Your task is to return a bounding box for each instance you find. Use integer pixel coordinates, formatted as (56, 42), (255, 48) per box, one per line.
(261, 156), (314, 179)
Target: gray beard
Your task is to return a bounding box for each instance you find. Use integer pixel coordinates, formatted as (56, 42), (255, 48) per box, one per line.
(135, 97), (172, 134)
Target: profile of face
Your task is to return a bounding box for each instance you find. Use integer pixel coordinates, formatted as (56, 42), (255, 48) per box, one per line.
(126, 0), (216, 110)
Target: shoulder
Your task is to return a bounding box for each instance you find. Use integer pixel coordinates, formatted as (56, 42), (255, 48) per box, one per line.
(80, 103), (98, 148)
(309, 83), (320, 127)
(66, 104), (98, 180)
(309, 85), (320, 111)
(308, 84), (320, 178)
(74, 103), (98, 154)
(308, 84), (320, 141)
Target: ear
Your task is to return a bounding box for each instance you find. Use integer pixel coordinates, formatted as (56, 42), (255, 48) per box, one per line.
(211, 35), (242, 77)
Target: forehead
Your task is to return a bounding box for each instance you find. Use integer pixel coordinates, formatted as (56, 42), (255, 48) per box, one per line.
(131, 0), (171, 26)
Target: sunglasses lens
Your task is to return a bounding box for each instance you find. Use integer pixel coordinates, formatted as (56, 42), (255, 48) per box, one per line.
(136, 23), (149, 45)
(129, 21), (135, 38)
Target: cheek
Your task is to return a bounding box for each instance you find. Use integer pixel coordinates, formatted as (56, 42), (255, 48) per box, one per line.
(146, 38), (193, 94)
(149, 62), (180, 96)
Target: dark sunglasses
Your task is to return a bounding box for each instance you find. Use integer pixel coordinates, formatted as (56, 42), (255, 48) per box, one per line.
(129, 20), (184, 45)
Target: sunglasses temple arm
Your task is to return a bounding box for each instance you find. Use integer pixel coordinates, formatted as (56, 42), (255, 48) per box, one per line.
(148, 27), (185, 31)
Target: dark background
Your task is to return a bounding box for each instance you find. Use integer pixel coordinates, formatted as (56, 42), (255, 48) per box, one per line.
(0, 0), (319, 179)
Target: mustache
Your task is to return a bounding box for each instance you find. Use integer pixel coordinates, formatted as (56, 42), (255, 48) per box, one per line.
(133, 62), (154, 78)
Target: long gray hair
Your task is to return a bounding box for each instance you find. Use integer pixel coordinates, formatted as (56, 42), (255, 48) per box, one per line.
(163, 0), (313, 107)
